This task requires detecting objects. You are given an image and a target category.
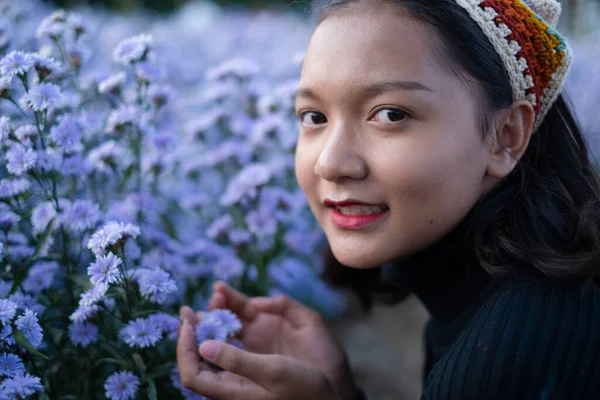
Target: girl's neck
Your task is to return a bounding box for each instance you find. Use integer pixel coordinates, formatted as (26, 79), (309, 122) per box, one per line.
(381, 212), (493, 324)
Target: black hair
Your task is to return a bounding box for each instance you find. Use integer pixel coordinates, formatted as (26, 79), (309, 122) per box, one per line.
(313, 0), (600, 309)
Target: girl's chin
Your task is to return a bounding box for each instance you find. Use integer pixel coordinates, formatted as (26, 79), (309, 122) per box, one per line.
(331, 250), (389, 270)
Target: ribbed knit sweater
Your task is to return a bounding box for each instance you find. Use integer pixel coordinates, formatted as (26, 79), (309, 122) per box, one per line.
(376, 216), (600, 400)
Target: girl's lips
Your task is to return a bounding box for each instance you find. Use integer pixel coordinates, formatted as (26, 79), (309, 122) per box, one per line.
(329, 207), (389, 229)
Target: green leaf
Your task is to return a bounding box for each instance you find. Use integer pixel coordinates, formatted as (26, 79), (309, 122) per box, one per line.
(69, 274), (93, 291)
(13, 329), (49, 360)
(133, 353), (146, 375)
(94, 358), (125, 367)
(133, 309), (162, 318)
(147, 362), (176, 380)
(32, 218), (57, 261)
(147, 379), (158, 400)
(119, 164), (136, 191)
(99, 342), (127, 364)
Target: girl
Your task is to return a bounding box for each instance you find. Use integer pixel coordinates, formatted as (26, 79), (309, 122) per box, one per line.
(177, 0), (600, 398)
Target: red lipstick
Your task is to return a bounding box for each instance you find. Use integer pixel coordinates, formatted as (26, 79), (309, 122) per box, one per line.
(324, 200), (389, 230)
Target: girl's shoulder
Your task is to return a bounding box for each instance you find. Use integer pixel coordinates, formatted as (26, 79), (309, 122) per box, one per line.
(422, 276), (600, 400)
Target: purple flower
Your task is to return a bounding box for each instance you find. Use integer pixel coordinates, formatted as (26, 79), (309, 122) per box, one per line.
(0, 243), (3, 260)
(207, 214), (233, 239)
(25, 83), (62, 111)
(98, 72), (127, 95)
(87, 221), (140, 256)
(7, 293), (44, 315)
(113, 34), (152, 65)
(66, 12), (86, 36)
(0, 51), (34, 78)
(0, 76), (11, 96)
(31, 202), (56, 234)
(14, 310), (43, 348)
(195, 318), (228, 345)
(69, 304), (100, 322)
(50, 115), (83, 152)
(148, 313), (179, 340)
(203, 309), (242, 336)
(31, 54), (61, 80)
(245, 210), (277, 239)
(35, 148), (62, 172)
(124, 240), (142, 261)
(0, 281), (10, 298)
(36, 11), (68, 40)
(23, 261), (59, 293)
(105, 106), (138, 134)
(0, 178), (30, 199)
(185, 107), (225, 141)
(68, 322), (98, 347)
(220, 163), (271, 206)
(205, 58), (259, 81)
(0, 326), (14, 346)
(5, 145), (37, 175)
(213, 254), (245, 281)
(148, 84), (172, 107)
(228, 229), (252, 245)
(0, 116), (11, 143)
(88, 253), (122, 286)
(135, 62), (162, 82)
(283, 231), (314, 255)
(0, 353), (25, 377)
(64, 200), (100, 231)
(136, 267), (177, 304)
(86, 141), (132, 174)
(0, 300), (17, 324)
(14, 125), (38, 144)
(104, 371), (139, 400)
(61, 154), (87, 176)
(1, 373), (43, 397)
(0, 206), (20, 231)
(79, 283), (109, 307)
(120, 318), (162, 348)
(249, 114), (286, 146)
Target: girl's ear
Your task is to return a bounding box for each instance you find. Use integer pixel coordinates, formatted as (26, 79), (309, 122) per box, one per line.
(485, 100), (535, 179)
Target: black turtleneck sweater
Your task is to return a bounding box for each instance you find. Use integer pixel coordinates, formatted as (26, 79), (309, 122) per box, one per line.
(371, 216), (600, 400)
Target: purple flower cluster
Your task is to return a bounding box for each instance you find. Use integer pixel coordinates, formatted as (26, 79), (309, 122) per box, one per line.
(195, 309), (243, 349)
(0, 0), (440, 396)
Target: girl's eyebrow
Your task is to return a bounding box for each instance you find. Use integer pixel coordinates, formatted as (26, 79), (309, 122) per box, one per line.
(295, 80), (434, 101)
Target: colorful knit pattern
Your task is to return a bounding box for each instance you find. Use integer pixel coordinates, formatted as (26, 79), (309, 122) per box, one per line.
(454, 0), (572, 131)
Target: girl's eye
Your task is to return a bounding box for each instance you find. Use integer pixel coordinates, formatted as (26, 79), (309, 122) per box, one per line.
(299, 111), (327, 127)
(371, 108), (408, 123)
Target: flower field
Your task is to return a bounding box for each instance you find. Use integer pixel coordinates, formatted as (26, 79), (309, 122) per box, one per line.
(0, 0), (598, 398)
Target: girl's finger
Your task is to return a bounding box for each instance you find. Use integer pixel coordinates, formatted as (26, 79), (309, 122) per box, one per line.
(180, 368), (265, 400)
(180, 306), (197, 324)
(176, 318), (202, 385)
(247, 295), (322, 329)
(207, 291), (226, 311)
(199, 340), (286, 386)
(213, 282), (254, 318)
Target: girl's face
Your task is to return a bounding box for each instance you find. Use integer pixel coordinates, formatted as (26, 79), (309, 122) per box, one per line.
(294, 4), (498, 268)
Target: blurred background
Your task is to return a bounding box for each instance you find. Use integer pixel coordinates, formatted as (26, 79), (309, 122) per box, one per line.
(40, 0), (599, 33)
(20, 0), (600, 399)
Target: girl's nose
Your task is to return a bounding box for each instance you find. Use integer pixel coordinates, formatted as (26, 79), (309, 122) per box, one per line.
(314, 123), (368, 182)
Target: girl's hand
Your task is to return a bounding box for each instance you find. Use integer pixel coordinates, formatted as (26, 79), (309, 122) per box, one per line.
(178, 282), (360, 399)
(177, 310), (337, 399)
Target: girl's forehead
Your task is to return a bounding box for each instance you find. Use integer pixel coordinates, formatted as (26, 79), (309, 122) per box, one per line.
(301, 10), (446, 90)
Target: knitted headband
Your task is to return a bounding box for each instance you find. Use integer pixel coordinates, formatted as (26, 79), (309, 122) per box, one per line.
(454, 0), (572, 131)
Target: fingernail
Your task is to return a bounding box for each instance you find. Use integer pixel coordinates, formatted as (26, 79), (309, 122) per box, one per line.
(200, 341), (220, 360)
